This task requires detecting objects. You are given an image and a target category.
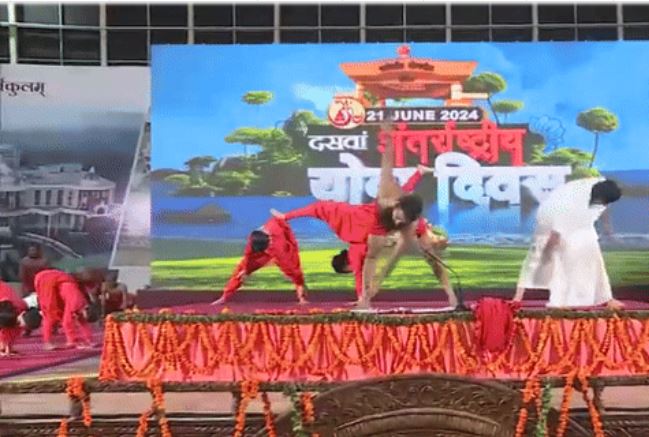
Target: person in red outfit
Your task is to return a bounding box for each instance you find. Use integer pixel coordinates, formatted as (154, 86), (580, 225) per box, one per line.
(0, 281), (41, 356)
(272, 162), (429, 301)
(34, 269), (101, 350)
(212, 217), (307, 305)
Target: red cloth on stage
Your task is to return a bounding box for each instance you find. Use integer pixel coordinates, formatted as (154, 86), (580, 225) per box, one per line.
(0, 281), (27, 346)
(473, 297), (521, 354)
(223, 217), (305, 299)
(34, 270), (91, 345)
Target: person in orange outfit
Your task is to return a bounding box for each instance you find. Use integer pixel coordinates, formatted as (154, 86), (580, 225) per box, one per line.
(273, 164), (430, 300)
(0, 281), (41, 356)
(34, 269), (101, 350)
(212, 217), (307, 305)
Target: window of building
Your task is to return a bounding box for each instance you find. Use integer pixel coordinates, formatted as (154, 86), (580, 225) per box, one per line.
(45, 190), (52, 205)
(577, 5), (617, 24)
(235, 30), (274, 44)
(63, 5), (100, 26)
(452, 5), (490, 26)
(194, 5), (233, 27)
(366, 5), (404, 26)
(17, 29), (61, 64)
(623, 5), (649, 23)
(280, 30), (319, 43)
(34, 191), (41, 206)
(320, 5), (359, 27)
(366, 28), (404, 42)
(406, 29), (446, 42)
(405, 5), (445, 26)
(280, 5), (318, 27)
(150, 5), (188, 27)
(491, 5), (532, 24)
(194, 31), (234, 44)
(16, 4), (60, 25)
(538, 5), (575, 24)
(539, 27), (576, 41)
(57, 190), (63, 206)
(107, 30), (148, 65)
(452, 28), (491, 42)
(235, 5), (274, 27)
(106, 5), (148, 27)
(320, 29), (360, 43)
(63, 30), (101, 65)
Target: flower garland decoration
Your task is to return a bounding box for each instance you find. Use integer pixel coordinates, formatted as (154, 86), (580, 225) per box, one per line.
(261, 392), (277, 437)
(56, 377), (92, 437)
(556, 371), (577, 437)
(578, 372), (605, 437)
(514, 375), (538, 437)
(300, 392), (320, 437)
(286, 386), (309, 437)
(148, 378), (173, 437)
(56, 419), (68, 437)
(534, 381), (553, 437)
(233, 380), (259, 437)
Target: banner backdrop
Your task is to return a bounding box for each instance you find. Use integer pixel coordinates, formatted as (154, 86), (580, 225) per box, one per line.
(0, 65), (149, 280)
(151, 43), (649, 292)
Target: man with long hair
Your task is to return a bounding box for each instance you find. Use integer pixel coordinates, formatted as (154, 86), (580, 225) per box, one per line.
(272, 124), (427, 307)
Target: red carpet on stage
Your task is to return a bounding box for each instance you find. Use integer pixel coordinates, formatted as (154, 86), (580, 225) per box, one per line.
(0, 327), (104, 380)
(99, 299), (649, 383)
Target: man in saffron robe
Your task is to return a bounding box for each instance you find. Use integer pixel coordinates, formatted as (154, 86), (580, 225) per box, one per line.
(34, 269), (101, 350)
(212, 217), (307, 305)
(513, 178), (624, 309)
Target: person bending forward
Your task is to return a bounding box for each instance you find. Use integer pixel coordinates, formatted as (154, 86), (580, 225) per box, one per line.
(213, 217), (307, 305)
(514, 178), (624, 310)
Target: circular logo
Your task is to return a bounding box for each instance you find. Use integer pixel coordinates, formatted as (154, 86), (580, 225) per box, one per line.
(328, 97), (366, 130)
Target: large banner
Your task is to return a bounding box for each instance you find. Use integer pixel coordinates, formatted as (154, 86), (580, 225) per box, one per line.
(151, 43), (649, 291)
(0, 65), (149, 280)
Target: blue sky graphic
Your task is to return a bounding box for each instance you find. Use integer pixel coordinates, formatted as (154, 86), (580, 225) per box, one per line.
(152, 42), (649, 171)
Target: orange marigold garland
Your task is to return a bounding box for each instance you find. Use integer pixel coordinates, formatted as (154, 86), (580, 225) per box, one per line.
(514, 375), (538, 437)
(57, 376), (92, 436)
(148, 378), (173, 437)
(578, 372), (605, 437)
(556, 371), (577, 437)
(261, 392), (278, 437)
(300, 392), (320, 437)
(233, 380), (260, 437)
(56, 419), (68, 437)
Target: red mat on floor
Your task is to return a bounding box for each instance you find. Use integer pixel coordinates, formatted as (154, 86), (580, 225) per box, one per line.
(0, 327), (104, 380)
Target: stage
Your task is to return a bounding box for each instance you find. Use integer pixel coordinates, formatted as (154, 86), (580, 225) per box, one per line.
(98, 295), (649, 383)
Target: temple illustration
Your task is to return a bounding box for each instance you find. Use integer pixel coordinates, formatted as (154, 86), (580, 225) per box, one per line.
(337, 44), (489, 107)
(0, 144), (115, 238)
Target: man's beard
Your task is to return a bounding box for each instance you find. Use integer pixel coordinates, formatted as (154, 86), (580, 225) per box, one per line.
(379, 206), (405, 231)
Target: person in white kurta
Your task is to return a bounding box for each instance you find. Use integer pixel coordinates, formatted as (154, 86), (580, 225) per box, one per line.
(513, 177), (623, 309)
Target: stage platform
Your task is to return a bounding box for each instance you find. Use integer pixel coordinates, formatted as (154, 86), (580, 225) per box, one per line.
(99, 296), (649, 383)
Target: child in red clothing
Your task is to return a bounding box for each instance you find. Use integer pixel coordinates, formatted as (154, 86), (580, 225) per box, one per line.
(212, 217), (307, 305)
(0, 281), (42, 356)
(34, 269), (101, 350)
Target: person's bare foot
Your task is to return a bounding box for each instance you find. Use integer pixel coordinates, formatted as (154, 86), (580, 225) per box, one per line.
(355, 299), (371, 310)
(297, 299), (309, 305)
(211, 297), (227, 306)
(270, 209), (285, 220)
(43, 342), (58, 351)
(448, 296), (458, 309)
(606, 299), (625, 311)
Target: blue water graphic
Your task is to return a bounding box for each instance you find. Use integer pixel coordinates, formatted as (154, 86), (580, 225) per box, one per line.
(152, 171), (649, 244)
